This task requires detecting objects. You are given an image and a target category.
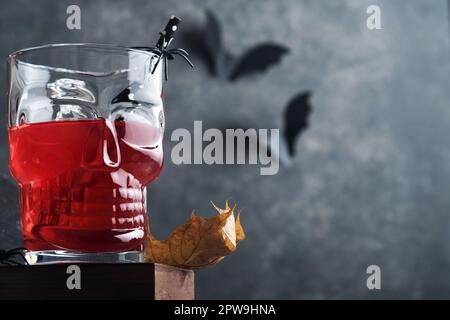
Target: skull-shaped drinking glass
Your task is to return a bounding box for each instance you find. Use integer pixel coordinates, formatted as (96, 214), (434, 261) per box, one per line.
(7, 44), (164, 263)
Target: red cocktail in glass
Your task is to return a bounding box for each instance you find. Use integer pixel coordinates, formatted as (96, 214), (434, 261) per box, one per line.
(7, 44), (164, 263)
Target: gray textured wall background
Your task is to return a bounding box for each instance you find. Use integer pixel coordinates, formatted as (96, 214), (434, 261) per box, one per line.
(1, 0), (450, 299)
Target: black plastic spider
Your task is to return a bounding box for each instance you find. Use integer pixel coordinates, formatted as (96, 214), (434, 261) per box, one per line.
(131, 16), (193, 81)
(132, 46), (194, 81)
(0, 248), (28, 266)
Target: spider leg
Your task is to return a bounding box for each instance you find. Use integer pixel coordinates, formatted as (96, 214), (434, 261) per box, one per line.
(131, 47), (163, 56)
(164, 55), (169, 81)
(6, 259), (21, 266)
(7, 248), (24, 255)
(169, 48), (190, 56)
(0, 248), (28, 265)
(16, 253), (29, 265)
(8, 249), (28, 265)
(151, 54), (163, 74)
(175, 52), (194, 68)
(151, 48), (163, 55)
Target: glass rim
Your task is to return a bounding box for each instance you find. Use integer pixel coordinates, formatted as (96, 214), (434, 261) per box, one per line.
(8, 43), (156, 76)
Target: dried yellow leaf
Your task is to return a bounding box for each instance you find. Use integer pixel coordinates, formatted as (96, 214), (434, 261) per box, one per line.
(236, 212), (245, 244)
(147, 201), (245, 269)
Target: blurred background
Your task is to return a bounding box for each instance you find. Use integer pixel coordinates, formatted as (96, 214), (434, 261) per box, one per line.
(1, 0), (450, 299)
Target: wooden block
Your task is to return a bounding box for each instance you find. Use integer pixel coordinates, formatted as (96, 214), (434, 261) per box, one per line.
(155, 264), (195, 300)
(0, 263), (194, 300)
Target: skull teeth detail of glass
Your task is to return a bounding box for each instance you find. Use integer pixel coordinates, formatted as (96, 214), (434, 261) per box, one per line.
(7, 44), (164, 263)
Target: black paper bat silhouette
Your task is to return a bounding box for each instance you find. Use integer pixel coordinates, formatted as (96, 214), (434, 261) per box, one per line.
(262, 90), (313, 166)
(283, 91), (313, 157)
(217, 91), (313, 167)
(183, 10), (289, 82)
(262, 90), (313, 167)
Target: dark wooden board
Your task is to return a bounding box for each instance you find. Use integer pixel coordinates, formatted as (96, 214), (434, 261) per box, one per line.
(0, 263), (194, 300)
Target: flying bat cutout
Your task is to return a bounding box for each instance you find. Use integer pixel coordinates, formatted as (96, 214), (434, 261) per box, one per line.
(264, 91), (313, 167)
(217, 91), (313, 168)
(283, 91), (313, 157)
(182, 10), (289, 82)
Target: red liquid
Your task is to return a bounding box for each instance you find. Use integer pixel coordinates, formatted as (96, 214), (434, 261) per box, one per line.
(8, 119), (163, 252)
